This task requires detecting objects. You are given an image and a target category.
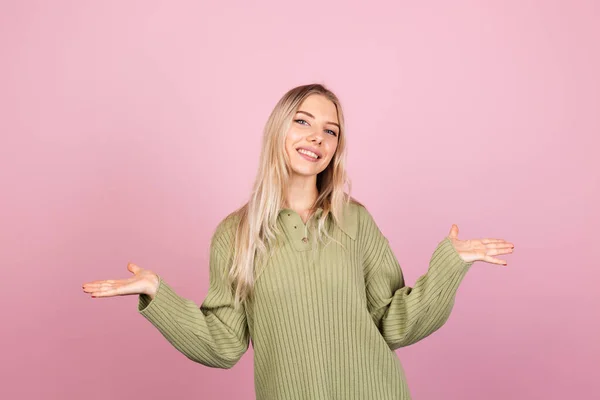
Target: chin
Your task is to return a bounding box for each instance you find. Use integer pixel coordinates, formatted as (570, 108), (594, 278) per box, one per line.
(292, 169), (319, 177)
(290, 165), (324, 177)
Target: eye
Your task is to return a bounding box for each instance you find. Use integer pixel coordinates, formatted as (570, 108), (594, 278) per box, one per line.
(295, 119), (338, 137)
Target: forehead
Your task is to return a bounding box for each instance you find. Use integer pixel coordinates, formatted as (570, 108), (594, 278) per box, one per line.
(297, 94), (338, 122)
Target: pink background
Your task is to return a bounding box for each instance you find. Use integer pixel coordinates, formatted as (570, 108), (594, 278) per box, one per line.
(1, 0), (598, 399)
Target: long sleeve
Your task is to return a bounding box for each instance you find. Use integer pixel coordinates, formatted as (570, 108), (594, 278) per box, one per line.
(360, 206), (474, 350)
(137, 218), (250, 369)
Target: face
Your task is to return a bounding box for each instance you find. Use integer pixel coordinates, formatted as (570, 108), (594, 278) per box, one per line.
(284, 94), (340, 178)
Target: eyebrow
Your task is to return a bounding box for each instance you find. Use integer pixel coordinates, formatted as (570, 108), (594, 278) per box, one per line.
(296, 110), (340, 129)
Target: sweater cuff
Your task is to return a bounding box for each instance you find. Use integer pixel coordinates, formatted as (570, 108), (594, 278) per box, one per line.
(138, 275), (187, 323)
(438, 236), (474, 271)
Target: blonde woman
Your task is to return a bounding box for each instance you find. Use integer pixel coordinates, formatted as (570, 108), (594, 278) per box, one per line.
(82, 83), (514, 399)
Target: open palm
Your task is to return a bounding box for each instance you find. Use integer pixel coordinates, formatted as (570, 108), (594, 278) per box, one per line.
(82, 263), (158, 298)
(447, 224), (515, 266)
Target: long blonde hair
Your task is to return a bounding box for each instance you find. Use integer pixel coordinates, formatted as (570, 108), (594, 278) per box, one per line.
(222, 83), (362, 309)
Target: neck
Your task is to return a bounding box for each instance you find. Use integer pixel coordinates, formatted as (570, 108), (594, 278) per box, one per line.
(284, 174), (318, 212)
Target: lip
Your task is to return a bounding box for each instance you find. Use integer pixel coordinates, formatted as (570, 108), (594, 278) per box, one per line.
(296, 146), (322, 159)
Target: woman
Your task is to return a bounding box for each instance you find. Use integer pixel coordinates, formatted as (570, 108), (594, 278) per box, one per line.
(82, 83), (514, 399)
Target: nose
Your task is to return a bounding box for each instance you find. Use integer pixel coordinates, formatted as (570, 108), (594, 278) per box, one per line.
(307, 128), (323, 144)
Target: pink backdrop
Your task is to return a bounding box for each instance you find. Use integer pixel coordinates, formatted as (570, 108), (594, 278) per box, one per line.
(1, 0), (598, 399)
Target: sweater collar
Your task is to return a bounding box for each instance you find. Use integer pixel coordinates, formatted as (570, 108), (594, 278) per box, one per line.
(278, 203), (357, 240)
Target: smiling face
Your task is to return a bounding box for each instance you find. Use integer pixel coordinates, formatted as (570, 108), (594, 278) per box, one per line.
(284, 94), (340, 179)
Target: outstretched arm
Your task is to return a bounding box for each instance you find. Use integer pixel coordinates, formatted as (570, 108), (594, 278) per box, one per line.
(360, 207), (474, 350)
(138, 222), (250, 369)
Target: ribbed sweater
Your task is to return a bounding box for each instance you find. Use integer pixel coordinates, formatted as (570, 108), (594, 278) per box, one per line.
(138, 202), (474, 399)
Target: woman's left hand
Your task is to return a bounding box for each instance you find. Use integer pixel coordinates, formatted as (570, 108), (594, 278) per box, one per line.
(447, 224), (514, 266)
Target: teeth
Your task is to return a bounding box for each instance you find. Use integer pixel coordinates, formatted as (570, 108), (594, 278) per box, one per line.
(298, 148), (319, 159)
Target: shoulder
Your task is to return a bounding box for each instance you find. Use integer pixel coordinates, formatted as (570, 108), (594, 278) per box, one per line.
(336, 197), (375, 240)
(210, 209), (243, 259)
(214, 210), (242, 237)
(345, 199), (386, 243)
(344, 197), (374, 226)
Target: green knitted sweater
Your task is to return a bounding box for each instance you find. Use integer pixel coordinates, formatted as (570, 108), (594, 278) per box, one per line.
(138, 202), (474, 399)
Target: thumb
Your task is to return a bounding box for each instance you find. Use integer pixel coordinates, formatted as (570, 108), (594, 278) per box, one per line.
(128, 262), (141, 274)
(448, 224), (459, 239)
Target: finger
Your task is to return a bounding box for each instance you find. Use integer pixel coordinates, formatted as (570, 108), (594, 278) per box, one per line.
(83, 279), (115, 286)
(90, 289), (120, 298)
(89, 283), (125, 297)
(486, 248), (514, 256)
(485, 243), (515, 251)
(483, 240), (515, 249)
(482, 238), (504, 243)
(83, 278), (132, 289)
(82, 282), (113, 292)
(83, 282), (113, 292)
(128, 263), (141, 274)
(82, 282), (107, 292)
(482, 238), (514, 246)
(483, 255), (508, 266)
(84, 281), (123, 295)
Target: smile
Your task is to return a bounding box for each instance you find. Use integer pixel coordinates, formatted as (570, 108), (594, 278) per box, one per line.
(297, 148), (320, 162)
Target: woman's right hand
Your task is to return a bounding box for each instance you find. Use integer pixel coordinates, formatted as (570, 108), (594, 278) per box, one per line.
(82, 263), (160, 300)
